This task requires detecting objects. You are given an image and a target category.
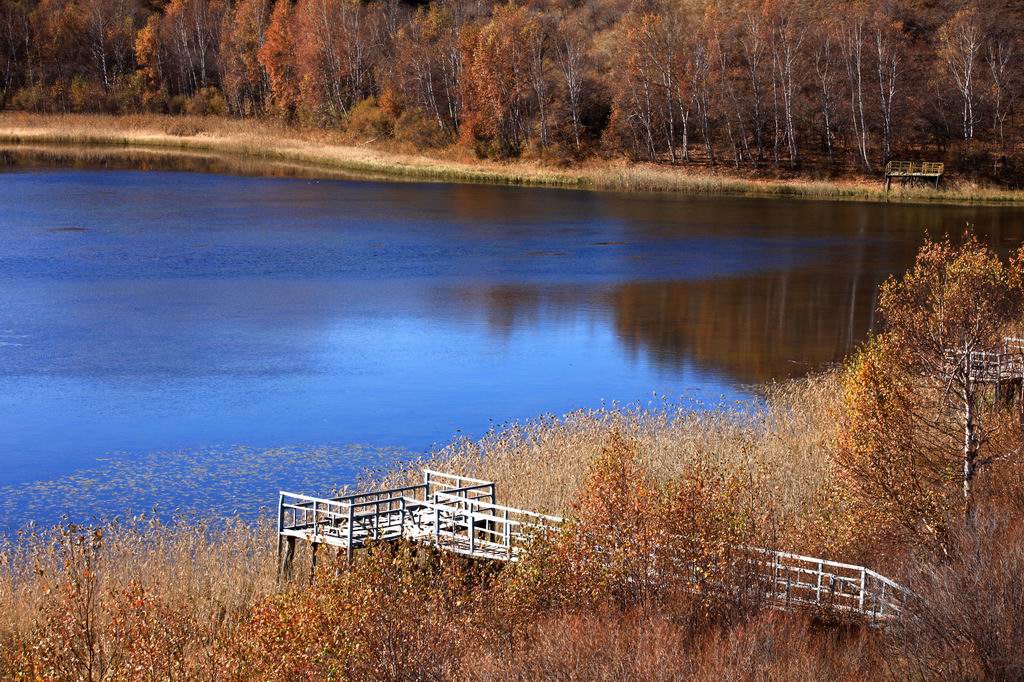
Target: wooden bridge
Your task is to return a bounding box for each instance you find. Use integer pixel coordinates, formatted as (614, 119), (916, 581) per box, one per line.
(885, 160), (944, 190)
(277, 469), (906, 623)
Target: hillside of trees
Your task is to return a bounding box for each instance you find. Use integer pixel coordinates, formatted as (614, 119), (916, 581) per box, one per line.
(1, 0), (1022, 181)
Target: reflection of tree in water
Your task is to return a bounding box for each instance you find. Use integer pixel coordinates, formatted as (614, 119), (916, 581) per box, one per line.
(465, 284), (593, 333)
(611, 229), (1024, 385)
(611, 268), (886, 384)
(449, 264), (891, 386)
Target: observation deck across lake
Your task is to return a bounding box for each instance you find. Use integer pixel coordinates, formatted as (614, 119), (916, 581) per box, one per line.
(885, 160), (945, 190)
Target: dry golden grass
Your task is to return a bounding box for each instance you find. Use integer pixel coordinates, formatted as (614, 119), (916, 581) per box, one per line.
(0, 112), (591, 188)
(467, 610), (883, 681)
(3, 112), (1024, 205)
(0, 517), (276, 640)
(381, 373), (840, 536)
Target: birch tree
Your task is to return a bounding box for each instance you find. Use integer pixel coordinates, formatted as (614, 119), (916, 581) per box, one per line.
(553, 14), (586, 154)
(525, 10), (550, 153)
(838, 8), (871, 171)
(609, 13), (661, 161)
(83, 0), (137, 92)
(839, 237), (1024, 552)
(938, 5), (984, 143)
(812, 22), (839, 161)
(739, 7), (767, 161)
(985, 35), (1014, 151)
(391, 5), (463, 135)
(765, 0), (803, 165)
(294, 0), (374, 122)
(159, 0), (228, 96)
(872, 6), (902, 164)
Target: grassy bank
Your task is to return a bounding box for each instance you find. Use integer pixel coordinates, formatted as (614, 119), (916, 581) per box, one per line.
(3, 112), (1024, 205)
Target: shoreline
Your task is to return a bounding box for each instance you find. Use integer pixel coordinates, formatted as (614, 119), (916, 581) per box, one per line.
(3, 112), (1024, 205)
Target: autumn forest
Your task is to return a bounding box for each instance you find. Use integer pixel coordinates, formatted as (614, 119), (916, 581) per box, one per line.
(1, 0), (1022, 180)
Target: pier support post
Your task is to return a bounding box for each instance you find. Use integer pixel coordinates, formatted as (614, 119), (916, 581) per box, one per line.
(309, 542), (319, 585)
(1018, 379), (1024, 431)
(346, 504), (355, 562)
(278, 536), (297, 582)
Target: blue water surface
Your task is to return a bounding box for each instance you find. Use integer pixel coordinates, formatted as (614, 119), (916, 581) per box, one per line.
(2, 168), (1023, 529)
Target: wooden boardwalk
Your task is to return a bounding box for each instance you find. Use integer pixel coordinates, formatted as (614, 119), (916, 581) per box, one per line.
(278, 469), (906, 623)
(943, 337), (1024, 385)
(278, 471), (560, 564)
(745, 547), (904, 622)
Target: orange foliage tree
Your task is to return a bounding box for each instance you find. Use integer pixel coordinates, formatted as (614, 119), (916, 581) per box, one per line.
(460, 3), (539, 158)
(220, 0), (271, 116)
(256, 0), (297, 119)
(837, 236), (1024, 553)
(512, 430), (778, 620)
(387, 2), (464, 138)
(293, 0), (374, 124)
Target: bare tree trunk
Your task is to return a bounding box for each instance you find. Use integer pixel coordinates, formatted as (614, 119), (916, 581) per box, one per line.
(939, 7), (983, 144)
(963, 376), (978, 521)
(814, 36), (837, 161)
(986, 38), (1012, 152)
(555, 22), (584, 153)
(692, 44), (715, 164)
(663, 67), (677, 164)
(741, 15), (765, 161)
(679, 106), (689, 161)
(772, 14), (802, 165)
(840, 17), (871, 171)
(528, 23), (549, 154)
(715, 31), (749, 165)
(874, 25), (900, 165)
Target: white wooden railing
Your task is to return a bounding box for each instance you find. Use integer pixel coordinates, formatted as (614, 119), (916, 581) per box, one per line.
(747, 548), (904, 621)
(277, 470), (906, 621)
(942, 337), (1024, 384)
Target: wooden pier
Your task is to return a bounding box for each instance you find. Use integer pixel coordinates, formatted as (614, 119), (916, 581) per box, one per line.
(278, 470), (561, 569)
(277, 469), (906, 622)
(885, 160), (944, 190)
(942, 337), (1024, 413)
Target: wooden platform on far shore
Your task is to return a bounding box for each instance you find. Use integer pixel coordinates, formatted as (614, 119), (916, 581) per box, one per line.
(885, 160), (944, 190)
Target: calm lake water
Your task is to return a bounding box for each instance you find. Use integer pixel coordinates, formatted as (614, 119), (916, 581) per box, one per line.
(3, 164), (1024, 529)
